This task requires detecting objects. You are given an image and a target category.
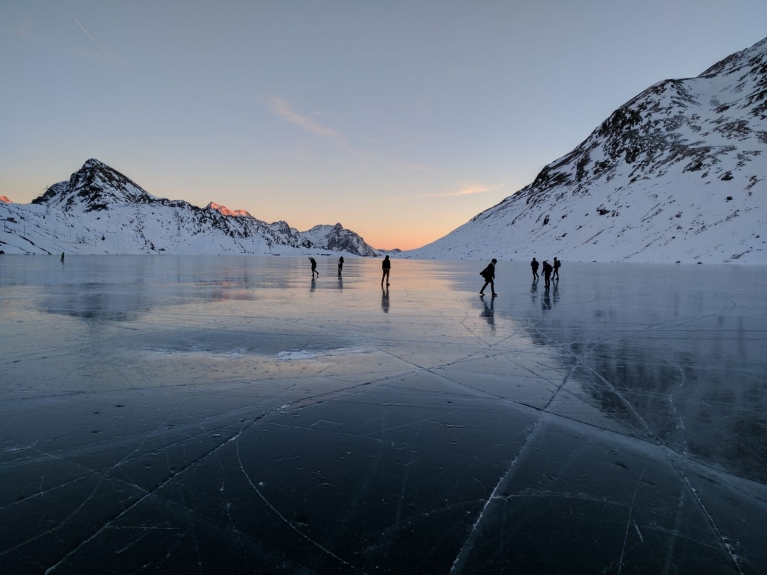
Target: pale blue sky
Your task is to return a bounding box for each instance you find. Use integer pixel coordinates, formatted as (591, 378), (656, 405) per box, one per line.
(1, 1), (765, 249)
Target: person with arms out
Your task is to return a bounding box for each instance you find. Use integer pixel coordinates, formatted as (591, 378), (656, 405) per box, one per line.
(338, 256), (344, 276)
(381, 255), (391, 287)
(479, 259), (498, 297)
(553, 257), (561, 281)
(530, 257), (539, 280)
(309, 257), (319, 278)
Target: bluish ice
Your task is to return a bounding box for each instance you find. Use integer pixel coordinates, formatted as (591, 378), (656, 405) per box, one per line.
(0, 256), (765, 574)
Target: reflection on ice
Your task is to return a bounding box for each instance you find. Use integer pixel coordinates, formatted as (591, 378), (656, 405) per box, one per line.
(0, 256), (765, 574)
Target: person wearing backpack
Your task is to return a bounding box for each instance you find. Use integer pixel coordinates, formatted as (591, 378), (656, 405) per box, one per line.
(553, 257), (561, 281)
(479, 259), (498, 297)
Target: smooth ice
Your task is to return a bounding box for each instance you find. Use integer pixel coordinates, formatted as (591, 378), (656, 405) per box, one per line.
(0, 256), (765, 574)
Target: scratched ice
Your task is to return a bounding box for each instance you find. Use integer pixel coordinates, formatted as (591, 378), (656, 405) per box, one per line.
(0, 256), (765, 574)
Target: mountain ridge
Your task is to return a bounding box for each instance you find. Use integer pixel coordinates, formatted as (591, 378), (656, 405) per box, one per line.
(1, 159), (379, 257)
(405, 37), (767, 264)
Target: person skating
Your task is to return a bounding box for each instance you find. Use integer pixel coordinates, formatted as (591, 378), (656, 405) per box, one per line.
(309, 257), (319, 278)
(553, 257), (561, 281)
(542, 260), (553, 290)
(60, 252), (65, 262)
(530, 257), (539, 280)
(381, 255), (391, 286)
(479, 259), (498, 297)
(338, 256), (344, 276)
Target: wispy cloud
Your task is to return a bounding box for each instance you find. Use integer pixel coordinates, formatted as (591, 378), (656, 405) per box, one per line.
(427, 183), (506, 198)
(269, 96), (344, 143)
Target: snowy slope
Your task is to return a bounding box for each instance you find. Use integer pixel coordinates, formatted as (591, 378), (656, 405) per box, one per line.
(0, 159), (378, 257)
(406, 37), (767, 264)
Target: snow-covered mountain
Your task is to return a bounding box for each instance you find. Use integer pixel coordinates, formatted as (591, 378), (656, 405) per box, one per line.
(0, 159), (378, 257)
(407, 37), (767, 264)
(301, 223), (379, 257)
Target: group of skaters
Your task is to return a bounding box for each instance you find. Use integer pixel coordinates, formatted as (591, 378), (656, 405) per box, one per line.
(530, 257), (561, 289)
(478, 256), (561, 297)
(308, 254), (391, 287)
(309, 254), (560, 296)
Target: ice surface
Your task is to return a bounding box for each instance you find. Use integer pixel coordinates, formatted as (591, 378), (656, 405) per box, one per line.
(0, 255), (765, 574)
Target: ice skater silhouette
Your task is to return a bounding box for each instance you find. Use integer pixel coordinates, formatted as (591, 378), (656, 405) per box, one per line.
(553, 257), (561, 281)
(338, 256), (344, 276)
(530, 257), (539, 280)
(60, 252), (65, 262)
(381, 255), (391, 287)
(309, 257), (319, 278)
(479, 259), (498, 297)
(542, 260), (553, 290)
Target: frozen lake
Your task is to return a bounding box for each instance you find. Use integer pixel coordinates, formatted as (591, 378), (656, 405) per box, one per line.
(1, 255), (765, 574)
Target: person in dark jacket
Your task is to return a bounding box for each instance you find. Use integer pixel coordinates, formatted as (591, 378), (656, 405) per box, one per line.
(338, 256), (344, 276)
(542, 260), (553, 290)
(381, 255), (391, 286)
(309, 257), (319, 278)
(530, 257), (539, 280)
(479, 259), (498, 297)
(553, 257), (561, 281)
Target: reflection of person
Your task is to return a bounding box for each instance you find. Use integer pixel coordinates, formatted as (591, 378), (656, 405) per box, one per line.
(309, 257), (319, 278)
(381, 255), (391, 287)
(338, 256), (344, 276)
(542, 290), (552, 310)
(310, 277), (316, 292)
(381, 286), (390, 313)
(553, 257), (561, 281)
(479, 259), (497, 297)
(480, 294), (495, 328)
(530, 257), (539, 280)
(531, 279), (538, 302)
(542, 260), (552, 290)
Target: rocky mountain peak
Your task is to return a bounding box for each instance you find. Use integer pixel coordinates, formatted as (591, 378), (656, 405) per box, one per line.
(32, 159), (155, 212)
(0, 196), (11, 204)
(206, 202), (252, 218)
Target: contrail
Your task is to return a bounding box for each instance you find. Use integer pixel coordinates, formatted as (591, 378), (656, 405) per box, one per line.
(74, 19), (107, 54)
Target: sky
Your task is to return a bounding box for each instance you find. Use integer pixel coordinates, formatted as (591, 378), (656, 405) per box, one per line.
(1, 1), (765, 250)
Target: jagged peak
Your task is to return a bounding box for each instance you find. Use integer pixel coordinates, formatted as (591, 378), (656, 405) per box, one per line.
(206, 202), (252, 217)
(0, 195), (11, 204)
(82, 158), (109, 170)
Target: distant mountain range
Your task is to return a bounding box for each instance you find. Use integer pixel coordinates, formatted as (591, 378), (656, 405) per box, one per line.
(0, 159), (379, 257)
(406, 37), (767, 264)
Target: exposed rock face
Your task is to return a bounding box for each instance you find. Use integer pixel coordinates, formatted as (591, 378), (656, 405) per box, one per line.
(207, 202), (252, 218)
(1, 159), (378, 256)
(407, 37), (767, 264)
(302, 223), (379, 257)
(0, 196), (11, 204)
